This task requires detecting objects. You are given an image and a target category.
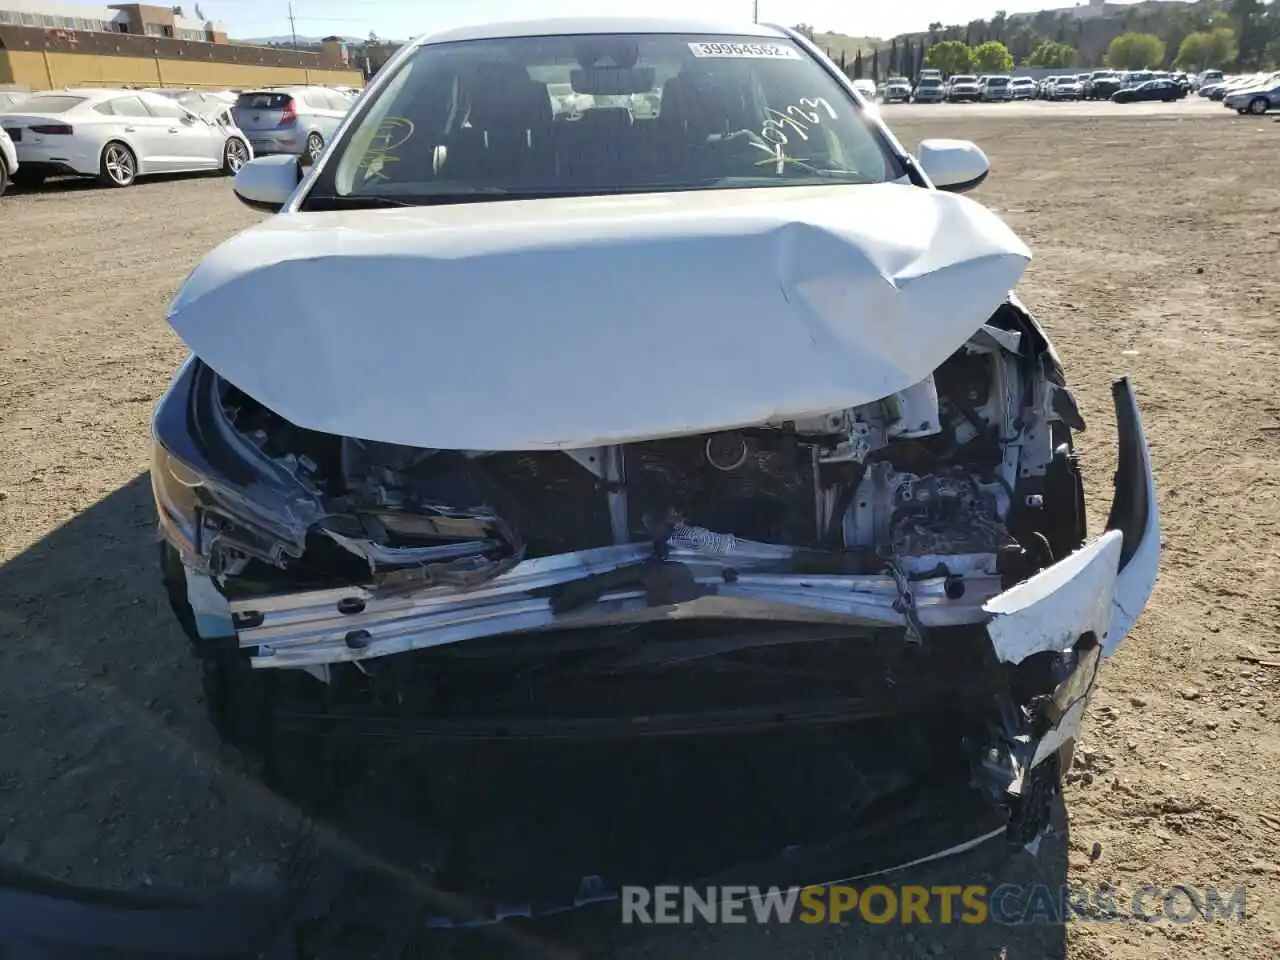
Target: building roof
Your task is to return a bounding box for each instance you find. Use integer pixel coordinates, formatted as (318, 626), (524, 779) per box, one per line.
(0, 0), (224, 32)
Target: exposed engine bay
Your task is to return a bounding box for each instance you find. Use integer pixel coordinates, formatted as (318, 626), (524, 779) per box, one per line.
(167, 300), (1085, 605)
(152, 294), (1156, 908)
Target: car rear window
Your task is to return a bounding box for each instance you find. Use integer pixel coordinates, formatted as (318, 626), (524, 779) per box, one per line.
(17, 95), (84, 113)
(235, 92), (293, 110)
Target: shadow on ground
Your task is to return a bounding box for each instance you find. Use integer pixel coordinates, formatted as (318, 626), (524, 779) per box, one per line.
(0, 475), (1070, 958)
(8, 169), (231, 196)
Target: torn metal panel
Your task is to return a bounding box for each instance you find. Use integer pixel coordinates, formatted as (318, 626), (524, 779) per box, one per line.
(232, 559), (1003, 668)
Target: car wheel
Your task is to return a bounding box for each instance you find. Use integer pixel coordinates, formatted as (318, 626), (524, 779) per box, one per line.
(99, 141), (137, 188)
(11, 168), (46, 189)
(222, 137), (249, 175)
(305, 131), (324, 165)
(0, 162), (7, 197)
(1248, 97), (1268, 115)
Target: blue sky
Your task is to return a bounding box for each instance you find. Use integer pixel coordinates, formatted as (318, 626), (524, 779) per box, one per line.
(202, 0), (1185, 41)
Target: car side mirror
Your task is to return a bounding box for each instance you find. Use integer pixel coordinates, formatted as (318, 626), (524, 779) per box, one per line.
(232, 155), (302, 213)
(915, 138), (991, 193)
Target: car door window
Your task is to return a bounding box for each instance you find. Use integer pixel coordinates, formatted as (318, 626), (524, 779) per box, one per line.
(143, 97), (187, 120)
(110, 96), (151, 118)
(302, 90), (328, 111)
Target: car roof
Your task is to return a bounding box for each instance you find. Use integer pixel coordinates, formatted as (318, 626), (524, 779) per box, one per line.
(415, 16), (786, 46)
(23, 88), (169, 106)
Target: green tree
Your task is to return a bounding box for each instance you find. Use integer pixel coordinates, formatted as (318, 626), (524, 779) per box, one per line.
(991, 10), (1008, 41)
(1230, 0), (1265, 69)
(1106, 32), (1167, 69)
(1027, 39), (1077, 68)
(923, 39), (974, 76)
(1175, 26), (1238, 69)
(972, 40), (1014, 72)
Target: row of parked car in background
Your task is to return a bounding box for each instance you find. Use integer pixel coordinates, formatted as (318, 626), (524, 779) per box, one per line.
(0, 83), (361, 196)
(858, 67), (1209, 105)
(1196, 70), (1280, 114)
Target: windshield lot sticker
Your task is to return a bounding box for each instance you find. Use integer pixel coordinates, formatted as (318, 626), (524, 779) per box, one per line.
(688, 42), (801, 59)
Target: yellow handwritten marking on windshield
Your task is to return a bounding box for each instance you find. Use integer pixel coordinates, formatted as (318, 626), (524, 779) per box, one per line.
(356, 116), (416, 181)
(750, 139), (810, 174)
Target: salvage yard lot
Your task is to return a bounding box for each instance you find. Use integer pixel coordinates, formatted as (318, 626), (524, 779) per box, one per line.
(1, 111), (1279, 959)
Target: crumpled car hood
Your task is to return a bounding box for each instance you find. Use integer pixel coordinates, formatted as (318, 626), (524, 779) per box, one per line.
(168, 182), (1030, 450)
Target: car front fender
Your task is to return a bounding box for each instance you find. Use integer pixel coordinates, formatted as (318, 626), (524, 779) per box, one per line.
(983, 377), (1159, 664)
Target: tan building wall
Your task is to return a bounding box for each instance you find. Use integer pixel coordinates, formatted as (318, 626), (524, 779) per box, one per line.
(0, 23), (361, 91)
(1, 50), (361, 90)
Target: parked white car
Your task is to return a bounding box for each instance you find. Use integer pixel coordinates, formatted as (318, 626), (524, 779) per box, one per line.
(154, 17), (1160, 902)
(0, 124), (16, 195)
(1224, 75), (1280, 114)
(1194, 69), (1224, 91)
(851, 77), (877, 101)
(1009, 77), (1036, 100)
(0, 88), (252, 188)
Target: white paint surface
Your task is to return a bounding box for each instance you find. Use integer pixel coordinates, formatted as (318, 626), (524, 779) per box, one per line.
(168, 181), (1030, 451)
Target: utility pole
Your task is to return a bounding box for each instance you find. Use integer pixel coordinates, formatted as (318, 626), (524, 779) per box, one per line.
(287, 1), (297, 48)
(753, 0), (758, 23)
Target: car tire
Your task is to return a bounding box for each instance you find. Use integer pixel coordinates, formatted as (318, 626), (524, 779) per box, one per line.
(1248, 97), (1268, 115)
(222, 136), (249, 175)
(99, 140), (137, 188)
(305, 131), (324, 166)
(0, 161), (7, 197)
(1237, 108), (1248, 115)
(11, 168), (46, 189)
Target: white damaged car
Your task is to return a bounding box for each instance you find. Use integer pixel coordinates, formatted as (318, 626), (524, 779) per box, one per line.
(152, 17), (1159, 906)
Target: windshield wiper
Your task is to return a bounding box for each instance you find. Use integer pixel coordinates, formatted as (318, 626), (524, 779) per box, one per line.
(302, 194), (416, 210)
(305, 186), (687, 210)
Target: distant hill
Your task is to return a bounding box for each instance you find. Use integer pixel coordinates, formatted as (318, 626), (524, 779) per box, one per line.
(237, 34), (361, 46)
(793, 26), (880, 63)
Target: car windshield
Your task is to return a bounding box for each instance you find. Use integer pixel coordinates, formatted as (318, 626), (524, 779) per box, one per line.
(314, 33), (900, 205)
(919, 78), (941, 87)
(952, 75), (976, 83)
(987, 77), (1009, 86)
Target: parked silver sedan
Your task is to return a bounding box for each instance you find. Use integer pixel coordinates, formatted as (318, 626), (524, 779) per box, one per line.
(230, 87), (353, 165)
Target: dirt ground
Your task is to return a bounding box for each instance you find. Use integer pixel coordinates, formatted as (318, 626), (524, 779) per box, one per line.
(1, 109), (1278, 959)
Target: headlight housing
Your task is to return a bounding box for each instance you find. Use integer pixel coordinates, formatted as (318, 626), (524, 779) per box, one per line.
(150, 357), (326, 574)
